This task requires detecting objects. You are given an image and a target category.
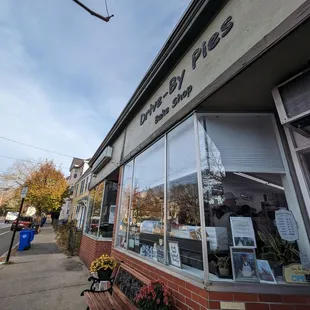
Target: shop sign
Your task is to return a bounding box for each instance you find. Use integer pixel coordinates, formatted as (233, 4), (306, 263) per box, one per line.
(139, 16), (234, 126)
(283, 263), (310, 284)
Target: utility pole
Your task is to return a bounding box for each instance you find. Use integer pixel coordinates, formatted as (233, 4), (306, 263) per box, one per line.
(5, 186), (28, 263)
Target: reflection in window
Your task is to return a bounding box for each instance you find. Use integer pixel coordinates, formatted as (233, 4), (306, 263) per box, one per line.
(128, 138), (165, 263)
(84, 182), (104, 236)
(84, 189), (96, 235)
(198, 114), (300, 284)
(99, 181), (117, 238)
(167, 117), (203, 278)
(117, 162), (133, 248)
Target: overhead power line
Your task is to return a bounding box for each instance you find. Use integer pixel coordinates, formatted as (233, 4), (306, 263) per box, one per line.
(0, 135), (74, 158)
(0, 155), (70, 170)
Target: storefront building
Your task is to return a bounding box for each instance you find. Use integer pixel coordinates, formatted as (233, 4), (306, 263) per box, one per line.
(80, 0), (310, 308)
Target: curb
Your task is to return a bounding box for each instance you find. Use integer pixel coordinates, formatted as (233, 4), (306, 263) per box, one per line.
(0, 242), (19, 263)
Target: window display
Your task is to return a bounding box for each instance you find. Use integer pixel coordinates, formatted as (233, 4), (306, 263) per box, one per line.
(115, 113), (310, 285)
(99, 181), (117, 238)
(84, 181), (115, 237)
(198, 114), (305, 285)
(84, 189), (99, 235)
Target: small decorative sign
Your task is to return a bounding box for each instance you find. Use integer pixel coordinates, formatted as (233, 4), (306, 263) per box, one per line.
(283, 263), (310, 284)
(157, 245), (165, 264)
(275, 210), (298, 242)
(168, 241), (182, 268)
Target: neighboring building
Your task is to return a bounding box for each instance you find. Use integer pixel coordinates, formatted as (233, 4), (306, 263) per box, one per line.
(80, 1), (310, 308)
(59, 157), (90, 222)
(71, 168), (91, 229)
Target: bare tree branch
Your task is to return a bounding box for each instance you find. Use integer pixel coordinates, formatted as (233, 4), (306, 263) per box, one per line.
(72, 0), (114, 22)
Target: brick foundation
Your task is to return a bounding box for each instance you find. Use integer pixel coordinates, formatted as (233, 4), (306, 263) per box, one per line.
(79, 234), (112, 268)
(112, 248), (310, 310)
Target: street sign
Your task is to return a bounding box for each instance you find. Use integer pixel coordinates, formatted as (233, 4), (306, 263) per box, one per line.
(21, 186), (28, 198)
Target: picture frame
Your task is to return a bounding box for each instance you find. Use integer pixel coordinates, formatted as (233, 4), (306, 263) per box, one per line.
(168, 241), (182, 268)
(230, 217), (257, 248)
(257, 260), (277, 284)
(231, 247), (259, 283)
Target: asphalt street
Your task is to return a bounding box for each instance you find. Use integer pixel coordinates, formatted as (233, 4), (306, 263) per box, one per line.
(0, 222), (17, 257)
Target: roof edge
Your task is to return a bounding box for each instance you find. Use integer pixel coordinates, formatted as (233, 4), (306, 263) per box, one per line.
(90, 0), (225, 166)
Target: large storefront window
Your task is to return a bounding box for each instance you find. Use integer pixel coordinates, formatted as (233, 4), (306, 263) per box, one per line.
(167, 117), (203, 278)
(84, 181), (115, 238)
(116, 114), (309, 285)
(129, 138), (165, 261)
(198, 114), (305, 284)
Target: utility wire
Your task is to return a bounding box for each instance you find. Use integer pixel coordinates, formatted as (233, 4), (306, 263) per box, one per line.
(0, 155), (70, 170)
(0, 135), (75, 158)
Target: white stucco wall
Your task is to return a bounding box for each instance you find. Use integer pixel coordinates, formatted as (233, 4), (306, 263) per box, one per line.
(123, 0), (306, 159)
(90, 131), (125, 188)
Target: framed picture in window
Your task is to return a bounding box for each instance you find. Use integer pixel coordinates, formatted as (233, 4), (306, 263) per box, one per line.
(168, 241), (182, 268)
(231, 247), (259, 283)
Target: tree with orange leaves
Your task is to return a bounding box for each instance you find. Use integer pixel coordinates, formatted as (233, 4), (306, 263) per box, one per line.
(25, 161), (69, 214)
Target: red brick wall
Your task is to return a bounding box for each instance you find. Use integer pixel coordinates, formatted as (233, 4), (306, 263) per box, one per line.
(79, 234), (112, 268)
(112, 248), (310, 310)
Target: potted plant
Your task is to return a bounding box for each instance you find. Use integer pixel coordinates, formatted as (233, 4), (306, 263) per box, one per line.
(89, 254), (117, 280)
(135, 280), (174, 310)
(214, 255), (231, 277)
(258, 231), (299, 277)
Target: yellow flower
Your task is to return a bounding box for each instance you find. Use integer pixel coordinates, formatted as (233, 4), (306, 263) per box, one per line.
(89, 254), (117, 272)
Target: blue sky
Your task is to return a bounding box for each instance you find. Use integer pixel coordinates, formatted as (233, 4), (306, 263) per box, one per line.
(0, 0), (190, 174)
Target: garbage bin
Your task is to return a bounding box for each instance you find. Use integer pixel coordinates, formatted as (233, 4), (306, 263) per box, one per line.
(18, 230), (31, 251)
(29, 229), (35, 242)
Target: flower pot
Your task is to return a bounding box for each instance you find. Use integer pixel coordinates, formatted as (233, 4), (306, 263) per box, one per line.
(219, 267), (230, 277)
(97, 268), (113, 280)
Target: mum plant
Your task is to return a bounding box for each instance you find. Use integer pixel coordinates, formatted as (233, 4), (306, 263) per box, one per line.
(135, 281), (174, 310)
(89, 254), (117, 273)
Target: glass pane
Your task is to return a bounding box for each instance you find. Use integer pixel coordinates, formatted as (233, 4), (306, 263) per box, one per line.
(99, 181), (117, 238)
(117, 161), (133, 248)
(128, 138), (165, 264)
(86, 182), (104, 236)
(167, 116), (203, 279)
(198, 114), (301, 284)
(84, 189), (96, 235)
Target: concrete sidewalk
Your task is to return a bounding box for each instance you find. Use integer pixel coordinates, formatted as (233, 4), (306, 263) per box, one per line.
(0, 224), (89, 310)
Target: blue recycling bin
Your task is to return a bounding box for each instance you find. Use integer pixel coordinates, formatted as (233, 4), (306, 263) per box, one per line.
(29, 229), (35, 242)
(18, 230), (31, 251)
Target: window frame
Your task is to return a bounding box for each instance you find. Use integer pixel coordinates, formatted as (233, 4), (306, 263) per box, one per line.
(114, 112), (309, 285)
(84, 180), (113, 239)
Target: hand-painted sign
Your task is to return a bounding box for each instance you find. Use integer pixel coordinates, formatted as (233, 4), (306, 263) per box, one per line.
(139, 16), (234, 126)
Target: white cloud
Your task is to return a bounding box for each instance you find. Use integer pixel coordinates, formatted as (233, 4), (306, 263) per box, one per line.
(0, 0), (191, 174)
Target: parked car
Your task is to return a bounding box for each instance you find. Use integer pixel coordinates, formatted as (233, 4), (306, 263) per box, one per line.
(10, 216), (33, 231)
(4, 212), (18, 224)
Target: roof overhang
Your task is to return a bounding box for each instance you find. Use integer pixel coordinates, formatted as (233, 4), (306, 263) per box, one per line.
(89, 0), (227, 166)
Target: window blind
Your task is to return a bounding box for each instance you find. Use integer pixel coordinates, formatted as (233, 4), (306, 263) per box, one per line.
(198, 115), (285, 174)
